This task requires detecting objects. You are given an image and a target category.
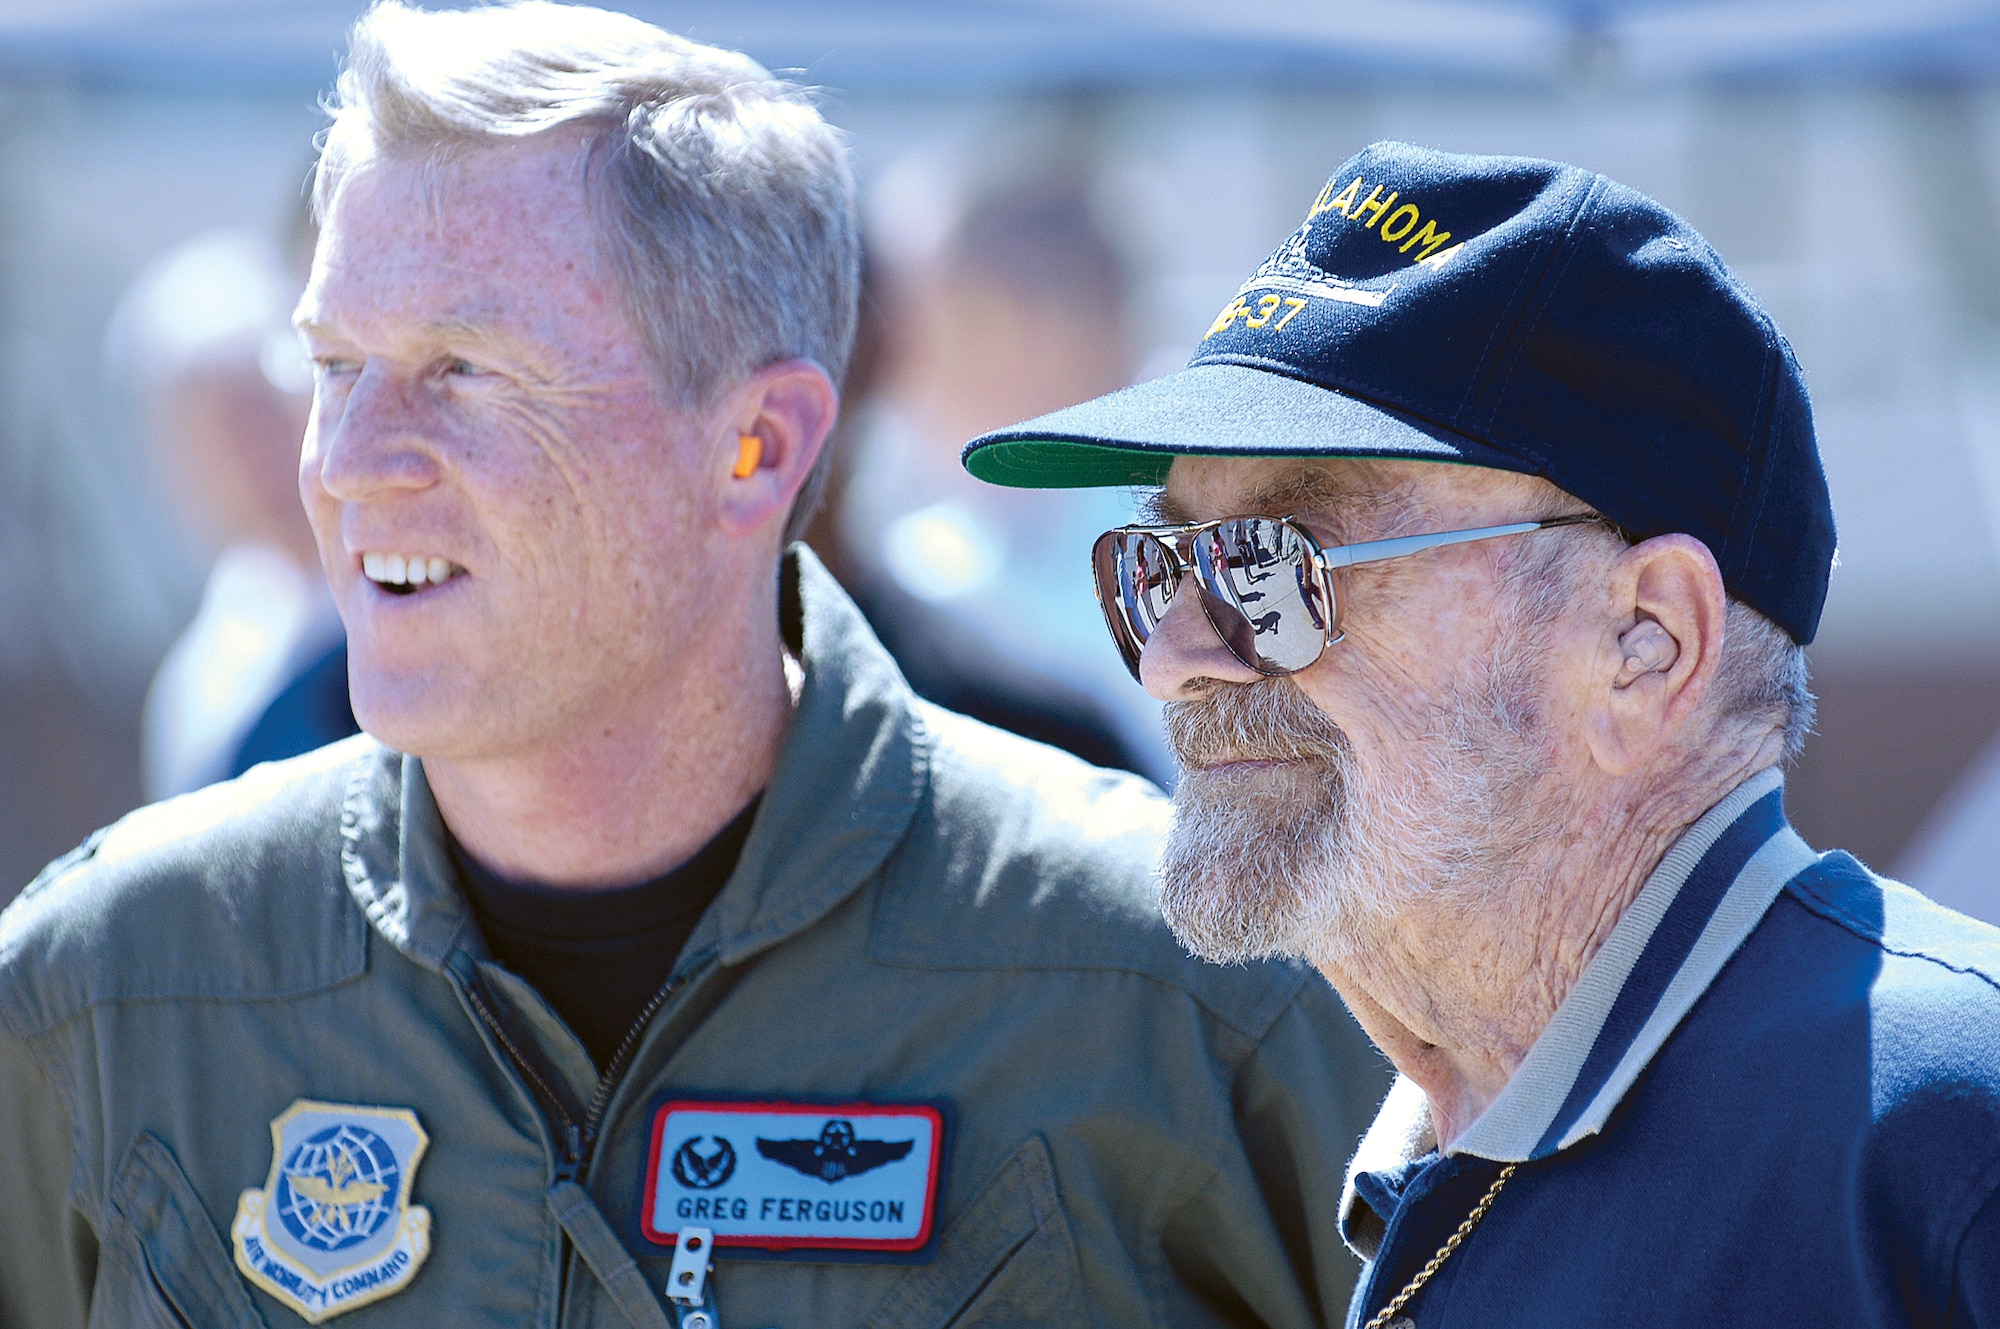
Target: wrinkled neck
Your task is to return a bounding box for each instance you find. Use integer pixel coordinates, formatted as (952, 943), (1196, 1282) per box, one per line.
(1316, 744), (1781, 1146)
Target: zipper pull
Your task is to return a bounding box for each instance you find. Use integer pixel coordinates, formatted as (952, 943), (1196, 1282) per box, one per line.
(554, 1122), (583, 1183)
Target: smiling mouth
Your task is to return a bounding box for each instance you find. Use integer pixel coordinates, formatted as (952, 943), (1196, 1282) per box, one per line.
(361, 552), (465, 596)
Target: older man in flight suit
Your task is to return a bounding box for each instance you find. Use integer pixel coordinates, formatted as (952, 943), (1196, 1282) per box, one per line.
(0, 6), (1387, 1327)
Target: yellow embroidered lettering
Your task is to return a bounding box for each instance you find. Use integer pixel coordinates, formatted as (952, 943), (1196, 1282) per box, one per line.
(1274, 297), (1308, 329)
(1401, 219), (1453, 259)
(1244, 293), (1282, 328)
(1308, 180), (1340, 219)
(1205, 296), (1252, 339)
(1379, 203), (1421, 244)
(1353, 186), (1397, 230)
(1324, 177), (1363, 218)
(1416, 241), (1465, 268)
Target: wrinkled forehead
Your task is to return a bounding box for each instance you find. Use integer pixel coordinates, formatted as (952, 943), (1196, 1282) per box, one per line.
(313, 133), (597, 262)
(298, 135), (641, 375)
(1152, 455), (1568, 535)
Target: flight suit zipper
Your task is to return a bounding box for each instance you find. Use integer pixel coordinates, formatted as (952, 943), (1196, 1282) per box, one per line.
(462, 964), (702, 1183)
(461, 964), (722, 1326)
(570, 973), (688, 1178)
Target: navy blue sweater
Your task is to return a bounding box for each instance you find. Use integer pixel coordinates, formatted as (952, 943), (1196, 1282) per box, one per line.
(1344, 771), (2000, 1327)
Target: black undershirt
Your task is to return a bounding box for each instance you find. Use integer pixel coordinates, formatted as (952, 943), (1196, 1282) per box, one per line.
(453, 796), (760, 1071)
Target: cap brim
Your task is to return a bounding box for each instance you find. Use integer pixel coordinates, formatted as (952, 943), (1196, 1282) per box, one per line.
(961, 361), (1534, 489)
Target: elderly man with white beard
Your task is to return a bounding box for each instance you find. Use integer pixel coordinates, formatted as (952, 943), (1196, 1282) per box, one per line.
(965, 142), (2000, 1327)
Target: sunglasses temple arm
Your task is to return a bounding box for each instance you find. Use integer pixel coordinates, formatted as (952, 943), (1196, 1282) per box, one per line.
(1320, 519), (1568, 570)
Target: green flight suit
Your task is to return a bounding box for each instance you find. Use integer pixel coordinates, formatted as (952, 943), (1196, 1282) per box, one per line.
(0, 550), (1386, 1328)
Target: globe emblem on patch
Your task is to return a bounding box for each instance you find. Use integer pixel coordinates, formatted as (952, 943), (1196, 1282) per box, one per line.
(273, 1122), (402, 1252)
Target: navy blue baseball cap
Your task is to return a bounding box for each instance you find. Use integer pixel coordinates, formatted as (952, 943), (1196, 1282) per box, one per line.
(961, 141), (1835, 645)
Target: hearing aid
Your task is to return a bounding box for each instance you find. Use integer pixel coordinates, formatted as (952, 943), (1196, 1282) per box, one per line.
(1615, 619), (1679, 683)
(732, 433), (762, 479)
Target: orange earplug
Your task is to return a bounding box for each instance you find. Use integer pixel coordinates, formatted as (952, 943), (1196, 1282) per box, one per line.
(732, 433), (762, 478)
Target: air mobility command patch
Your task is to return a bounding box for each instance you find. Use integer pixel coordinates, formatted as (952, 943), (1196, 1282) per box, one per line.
(232, 1100), (432, 1323)
(640, 1100), (944, 1254)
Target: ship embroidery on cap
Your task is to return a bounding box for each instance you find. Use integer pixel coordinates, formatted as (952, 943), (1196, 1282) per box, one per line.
(232, 1100), (433, 1323)
(1206, 174), (1473, 339)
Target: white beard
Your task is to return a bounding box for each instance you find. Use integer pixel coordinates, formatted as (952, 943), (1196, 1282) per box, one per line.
(1157, 655), (1559, 967)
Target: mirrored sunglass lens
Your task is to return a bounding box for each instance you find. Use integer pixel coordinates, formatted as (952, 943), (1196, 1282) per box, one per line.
(1197, 517), (1329, 673)
(1115, 532), (1177, 641)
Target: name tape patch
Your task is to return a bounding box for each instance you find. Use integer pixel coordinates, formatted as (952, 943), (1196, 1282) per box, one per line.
(640, 1100), (944, 1252)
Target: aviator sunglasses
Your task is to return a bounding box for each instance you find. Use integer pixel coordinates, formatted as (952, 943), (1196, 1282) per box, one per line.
(1091, 511), (1603, 680)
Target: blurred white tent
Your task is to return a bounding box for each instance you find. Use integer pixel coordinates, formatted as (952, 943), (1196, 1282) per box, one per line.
(4, 0), (2000, 91)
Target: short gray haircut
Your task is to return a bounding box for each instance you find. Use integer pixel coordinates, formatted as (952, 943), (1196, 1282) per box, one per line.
(1711, 600), (1816, 765)
(314, 1), (860, 542)
(1510, 518), (1816, 764)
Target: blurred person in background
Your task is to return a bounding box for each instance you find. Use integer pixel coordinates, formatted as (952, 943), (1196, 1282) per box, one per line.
(968, 142), (2000, 1325)
(114, 226), (356, 800)
(0, 5), (1384, 1327)
(833, 160), (1167, 779)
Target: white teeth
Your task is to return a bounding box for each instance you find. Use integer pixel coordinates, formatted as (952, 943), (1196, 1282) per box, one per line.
(362, 552), (462, 589)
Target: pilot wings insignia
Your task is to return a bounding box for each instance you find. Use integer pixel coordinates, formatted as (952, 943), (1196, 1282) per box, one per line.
(756, 1118), (913, 1182)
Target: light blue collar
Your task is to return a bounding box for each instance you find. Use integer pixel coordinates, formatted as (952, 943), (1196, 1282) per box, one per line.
(1339, 770), (1820, 1254)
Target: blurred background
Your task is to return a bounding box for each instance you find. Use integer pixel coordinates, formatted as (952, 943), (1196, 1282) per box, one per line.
(5, 0), (2000, 921)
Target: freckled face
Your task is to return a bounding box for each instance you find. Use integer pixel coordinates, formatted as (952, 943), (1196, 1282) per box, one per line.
(299, 138), (715, 762)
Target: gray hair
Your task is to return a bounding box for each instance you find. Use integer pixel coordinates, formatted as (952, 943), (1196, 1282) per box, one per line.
(1510, 518), (1816, 765)
(314, 1), (860, 542)
(1711, 600), (1816, 765)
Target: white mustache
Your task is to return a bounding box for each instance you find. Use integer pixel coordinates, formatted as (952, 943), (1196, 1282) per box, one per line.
(1162, 677), (1352, 770)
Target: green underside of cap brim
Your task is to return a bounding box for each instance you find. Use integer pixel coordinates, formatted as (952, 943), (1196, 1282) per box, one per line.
(961, 439), (1179, 489)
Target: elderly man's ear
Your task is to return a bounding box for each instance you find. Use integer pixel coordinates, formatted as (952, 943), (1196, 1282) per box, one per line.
(1584, 533), (1728, 777)
(714, 358), (839, 537)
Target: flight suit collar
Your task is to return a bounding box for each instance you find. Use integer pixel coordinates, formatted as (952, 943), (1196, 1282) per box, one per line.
(337, 738), (471, 972)
(695, 547), (928, 968)
(339, 546), (929, 976)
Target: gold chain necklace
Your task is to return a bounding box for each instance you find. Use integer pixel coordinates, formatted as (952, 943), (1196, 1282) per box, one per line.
(1362, 1162), (1517, 1329)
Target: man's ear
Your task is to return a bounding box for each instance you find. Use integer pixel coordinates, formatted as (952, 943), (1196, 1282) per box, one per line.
(713, 358), (838, 538)
(1585, 533), (1728, 777)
